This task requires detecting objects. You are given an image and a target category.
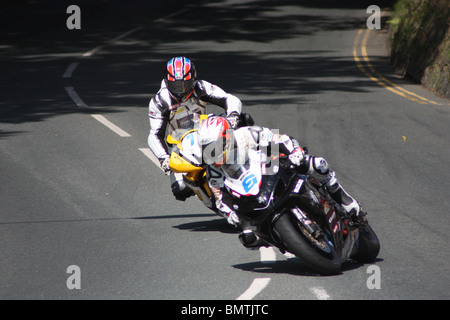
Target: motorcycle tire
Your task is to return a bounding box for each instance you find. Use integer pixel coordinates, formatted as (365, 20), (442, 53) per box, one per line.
(352, 223), (380, 263)
(274, 213), (342, 275)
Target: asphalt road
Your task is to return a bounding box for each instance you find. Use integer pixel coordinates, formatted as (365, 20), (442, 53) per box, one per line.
(1, 0), (449, 301)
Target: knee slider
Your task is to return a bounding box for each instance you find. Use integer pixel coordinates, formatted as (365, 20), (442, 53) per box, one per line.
(311, 156), (329, 175)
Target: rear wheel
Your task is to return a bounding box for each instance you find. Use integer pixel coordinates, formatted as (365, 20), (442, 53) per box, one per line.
(274, 213), (341, 275)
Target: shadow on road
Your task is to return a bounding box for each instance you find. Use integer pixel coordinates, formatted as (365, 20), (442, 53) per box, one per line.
(233, 256), (384, 277)
(172, 217), (238, 234)
(0, 0), (396, 138)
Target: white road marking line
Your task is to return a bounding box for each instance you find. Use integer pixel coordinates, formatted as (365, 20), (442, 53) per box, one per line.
(259, 246), (277, 263)
(235, 247), (276, 300)
(109, 26), (145, 42)
(66, 87), (131, 137)
(236, 278), (271, 300)
(284, 252), (332, 300)
(283, 252), (296, 259)
(138, 148), (163, 170)
(62, 62), (79, 78)
(154, 8), (189, 22)
(65, 87), (133, 138)
(91, 114), (131, 137)
(82, 26), (144, 57)
(65, 86), (88, 108)
(82, 45), (103, 58)
(310, 286), (331, 300)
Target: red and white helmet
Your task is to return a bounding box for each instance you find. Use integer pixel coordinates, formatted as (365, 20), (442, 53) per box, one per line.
(197, 117), (234, 166)
(165, 57), (197, 102)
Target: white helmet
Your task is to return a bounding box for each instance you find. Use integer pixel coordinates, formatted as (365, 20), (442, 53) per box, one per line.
(197, 116), (234, 166)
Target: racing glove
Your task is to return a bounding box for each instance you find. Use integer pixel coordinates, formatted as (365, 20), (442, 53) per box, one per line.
(288, 147), (305, 166)
(226, 111), (240, 129)
(159, 157), (171, 175)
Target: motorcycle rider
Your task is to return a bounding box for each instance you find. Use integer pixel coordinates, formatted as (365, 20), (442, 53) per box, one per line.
(196, 116), (361, 248)
(148, 57), (243, 201)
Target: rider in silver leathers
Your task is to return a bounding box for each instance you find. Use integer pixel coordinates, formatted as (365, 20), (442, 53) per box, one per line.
(147, 57), (243, 200)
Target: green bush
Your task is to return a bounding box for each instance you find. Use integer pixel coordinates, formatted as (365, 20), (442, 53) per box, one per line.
(389, 0), (449, 97)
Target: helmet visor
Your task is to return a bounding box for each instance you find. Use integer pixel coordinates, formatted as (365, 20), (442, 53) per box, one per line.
(167, 78), (195, 96)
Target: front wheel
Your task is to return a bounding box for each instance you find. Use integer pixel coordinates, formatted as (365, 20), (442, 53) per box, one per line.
(274, 213), (341, 275)
(352, 223), (380, 263)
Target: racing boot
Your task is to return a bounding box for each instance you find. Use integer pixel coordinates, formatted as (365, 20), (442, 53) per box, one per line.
(170, 172), (194, 201)
(325, 171), (361, 218)
(305, 156), (360, 218)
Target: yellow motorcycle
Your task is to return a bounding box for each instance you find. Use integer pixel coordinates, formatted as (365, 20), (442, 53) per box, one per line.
(166, 114), (218, 212)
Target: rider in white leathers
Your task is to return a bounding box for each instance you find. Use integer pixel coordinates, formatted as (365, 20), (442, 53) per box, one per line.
(197, 116), (361, 248)
(147, 57), (243, 200)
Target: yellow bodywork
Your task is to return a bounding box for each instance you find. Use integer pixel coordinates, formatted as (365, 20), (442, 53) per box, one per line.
(169, 153), (202, 175)
(166, 114), (213, 203)
(167, 127), (202, 175)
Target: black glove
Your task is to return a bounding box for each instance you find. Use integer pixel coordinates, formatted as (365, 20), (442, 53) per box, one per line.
(226, 112), (240, 129)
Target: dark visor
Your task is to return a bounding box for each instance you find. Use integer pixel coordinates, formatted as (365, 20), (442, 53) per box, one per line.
(167, 79), (195, 95)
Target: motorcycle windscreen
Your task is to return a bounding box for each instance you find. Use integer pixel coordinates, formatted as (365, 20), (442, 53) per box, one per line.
(223, 156), (262, 196)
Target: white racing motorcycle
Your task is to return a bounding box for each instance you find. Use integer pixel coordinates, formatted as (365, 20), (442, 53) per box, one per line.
(168, 117), (380, 275)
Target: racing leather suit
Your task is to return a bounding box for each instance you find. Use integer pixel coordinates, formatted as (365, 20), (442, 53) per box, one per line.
(148, 79), (242, 200)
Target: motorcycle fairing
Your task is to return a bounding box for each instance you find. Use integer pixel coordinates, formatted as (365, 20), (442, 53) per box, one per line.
(223, 149), (263, 196)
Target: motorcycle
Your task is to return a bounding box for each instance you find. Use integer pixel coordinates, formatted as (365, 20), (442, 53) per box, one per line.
(167, 113), (220, 212)
(222, 149), (380, 275)
(168, 117), (380, 275)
